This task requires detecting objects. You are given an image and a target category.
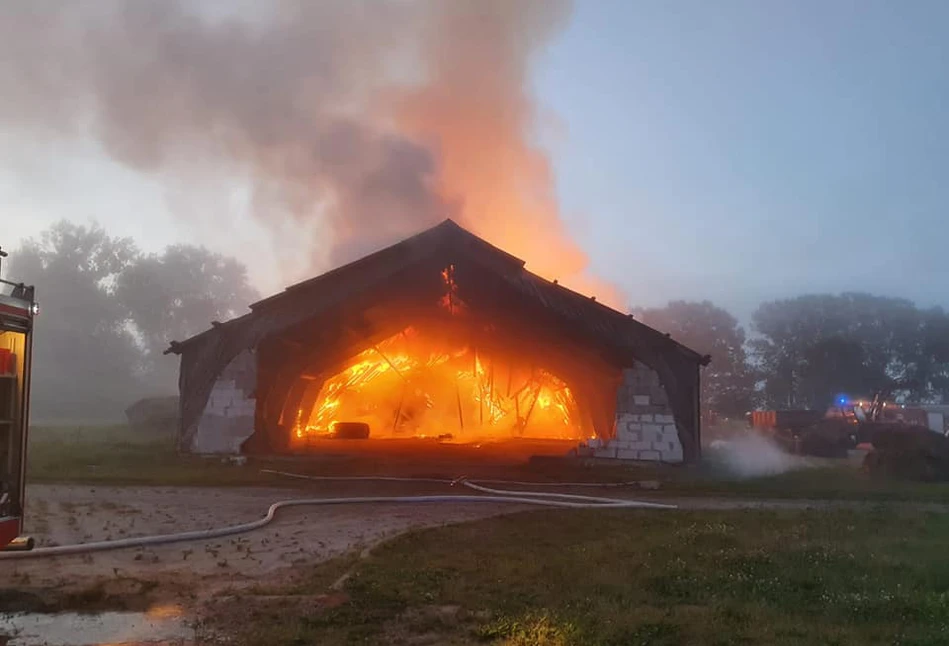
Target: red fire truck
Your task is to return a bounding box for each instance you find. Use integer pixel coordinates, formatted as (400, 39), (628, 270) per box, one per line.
(0, 250), (36, 550)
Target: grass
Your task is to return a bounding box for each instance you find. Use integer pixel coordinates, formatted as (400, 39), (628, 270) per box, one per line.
(226, 508), (949, 645)
(23, 424), (949, 503)
(25, 425), (281, 487)
(638, 462), (949, 503)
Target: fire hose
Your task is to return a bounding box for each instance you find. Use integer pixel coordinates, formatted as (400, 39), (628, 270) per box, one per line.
(0, 476), (674, 560)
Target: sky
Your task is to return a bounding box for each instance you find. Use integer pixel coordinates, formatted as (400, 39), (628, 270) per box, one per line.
(538, 0), (949, 320)
(3, 0), (949, 324)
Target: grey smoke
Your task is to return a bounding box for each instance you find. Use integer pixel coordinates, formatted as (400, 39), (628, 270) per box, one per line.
(0, 0), (570, 271)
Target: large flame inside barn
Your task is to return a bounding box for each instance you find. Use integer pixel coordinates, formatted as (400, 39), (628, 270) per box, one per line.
(293, 326), (587, 444)
(291, 261), (588, 444)
(167, 221), (708, 463)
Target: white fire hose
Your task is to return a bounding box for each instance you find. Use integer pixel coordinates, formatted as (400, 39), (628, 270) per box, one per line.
(0, 474), (673, 560)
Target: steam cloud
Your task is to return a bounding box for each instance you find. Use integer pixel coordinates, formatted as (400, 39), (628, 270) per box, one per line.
(0, 0), (616, 301)
(708, 434), (813, 479)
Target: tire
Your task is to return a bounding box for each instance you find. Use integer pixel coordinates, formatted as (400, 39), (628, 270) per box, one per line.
(331, 422), (370, 440)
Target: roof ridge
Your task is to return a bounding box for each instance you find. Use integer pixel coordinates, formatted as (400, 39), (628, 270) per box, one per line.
(250, 219), (523, 310)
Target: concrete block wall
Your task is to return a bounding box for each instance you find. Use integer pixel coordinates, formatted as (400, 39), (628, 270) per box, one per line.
(592, 363), (684, 463)
(615, 364), (669, 411)
(192, 350), (257, 454)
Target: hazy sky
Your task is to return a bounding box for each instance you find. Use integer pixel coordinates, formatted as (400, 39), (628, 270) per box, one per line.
(539, 0), (949, 319)
(3, 0), (948, 322)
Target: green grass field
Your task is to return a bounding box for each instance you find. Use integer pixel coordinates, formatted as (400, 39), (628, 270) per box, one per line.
(25, 425), (282, 487)
(228, 508), (949, 646)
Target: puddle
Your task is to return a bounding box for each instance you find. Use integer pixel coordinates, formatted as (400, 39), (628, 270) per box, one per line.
(0, 605), (193, 645)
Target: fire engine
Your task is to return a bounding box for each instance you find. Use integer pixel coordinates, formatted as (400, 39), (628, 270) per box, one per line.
(0, 247), (36, 550)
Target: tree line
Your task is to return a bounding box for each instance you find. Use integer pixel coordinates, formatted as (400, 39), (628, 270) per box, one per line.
(637, 295), (949, 416)
(7, 220), (949, 421)
(7, 221), (256, 422)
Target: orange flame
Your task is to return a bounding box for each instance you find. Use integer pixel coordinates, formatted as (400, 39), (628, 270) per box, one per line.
(293, 326), (587, 444)
(438, 264), (462, 314)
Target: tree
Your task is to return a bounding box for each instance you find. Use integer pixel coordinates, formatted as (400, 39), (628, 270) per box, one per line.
(890, 306), (949, 403)
(9, 220), (259, 421)
(798, 337), (887, 409)
(9, 221), (144, 421)
(750, 293), (949, 408)
(633, 300), (756, 417)
(116, 245), (258, 388)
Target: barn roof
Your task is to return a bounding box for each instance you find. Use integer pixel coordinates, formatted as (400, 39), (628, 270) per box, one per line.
(166, 219), (709, 366)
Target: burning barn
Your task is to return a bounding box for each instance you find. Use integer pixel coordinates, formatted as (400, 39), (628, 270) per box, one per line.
(167, 220), (709, 463)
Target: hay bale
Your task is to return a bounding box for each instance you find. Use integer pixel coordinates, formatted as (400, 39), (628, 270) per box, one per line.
(125, 396), (179, 435)
(863, 424), (949, 482)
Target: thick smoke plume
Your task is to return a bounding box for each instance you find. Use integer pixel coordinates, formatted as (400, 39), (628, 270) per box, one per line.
(0, 0), (618, 303)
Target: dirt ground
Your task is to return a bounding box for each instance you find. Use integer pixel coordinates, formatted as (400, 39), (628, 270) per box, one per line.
(8, 481), (939, 596)
(0, 483), (525, 613)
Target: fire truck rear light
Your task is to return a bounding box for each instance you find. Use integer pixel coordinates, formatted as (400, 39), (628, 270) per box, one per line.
(29, 302), (39, 316)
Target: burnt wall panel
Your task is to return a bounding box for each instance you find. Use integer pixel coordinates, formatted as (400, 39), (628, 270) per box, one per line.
(191, 349), (256, 454)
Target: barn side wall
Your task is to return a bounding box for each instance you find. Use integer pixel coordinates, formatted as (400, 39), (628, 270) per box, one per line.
(593, 363), (684, 463)
(190, 350), (257, 454)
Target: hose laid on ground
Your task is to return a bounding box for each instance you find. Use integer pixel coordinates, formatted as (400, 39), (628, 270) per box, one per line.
(0, 476), (673, 561)
(457, 479), (670, 506)
(259, 470), (670, 507)
(259, 469), (650, 488)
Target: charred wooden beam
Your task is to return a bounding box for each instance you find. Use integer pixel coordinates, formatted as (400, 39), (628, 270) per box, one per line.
(455, 381), (464, 432)
(372, 344), (407, 382)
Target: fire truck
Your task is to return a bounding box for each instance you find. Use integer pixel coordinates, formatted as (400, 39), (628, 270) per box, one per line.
(0, 248), (37, 550)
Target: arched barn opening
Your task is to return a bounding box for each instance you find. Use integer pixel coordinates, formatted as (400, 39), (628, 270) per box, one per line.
(166, 220), (709, 463)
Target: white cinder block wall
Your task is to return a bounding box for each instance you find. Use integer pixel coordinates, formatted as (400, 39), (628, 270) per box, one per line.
(192, 350), (257, 454)
(592, 363), (684, 463)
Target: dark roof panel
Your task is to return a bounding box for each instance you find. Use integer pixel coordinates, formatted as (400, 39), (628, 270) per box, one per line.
(167, 219), (708, 366)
